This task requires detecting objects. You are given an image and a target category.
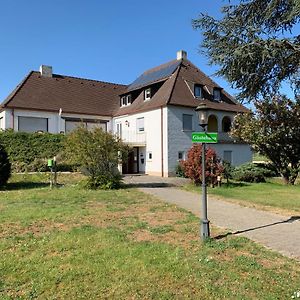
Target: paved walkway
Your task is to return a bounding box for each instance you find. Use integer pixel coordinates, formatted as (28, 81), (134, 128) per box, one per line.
(124, 176), (300, 261)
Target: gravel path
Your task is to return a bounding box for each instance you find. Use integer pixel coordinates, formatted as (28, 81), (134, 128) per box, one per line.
(138, 185), (300, 261)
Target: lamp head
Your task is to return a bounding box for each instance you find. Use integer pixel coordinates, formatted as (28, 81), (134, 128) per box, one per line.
(195, 103), (209, 127)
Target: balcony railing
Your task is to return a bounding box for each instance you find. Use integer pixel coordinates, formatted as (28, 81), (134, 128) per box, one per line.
(117, 130), (146, 146)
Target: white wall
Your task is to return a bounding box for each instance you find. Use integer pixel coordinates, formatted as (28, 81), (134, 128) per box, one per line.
(113, 107), (168, 176)
(0, 108), (111, 133)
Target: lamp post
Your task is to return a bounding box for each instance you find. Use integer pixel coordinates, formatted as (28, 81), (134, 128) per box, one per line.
(195, 104), (210, 240)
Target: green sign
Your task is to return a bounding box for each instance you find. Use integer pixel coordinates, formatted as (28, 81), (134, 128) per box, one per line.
(48, 159), (54, 167)
(192, 132), (218, 143)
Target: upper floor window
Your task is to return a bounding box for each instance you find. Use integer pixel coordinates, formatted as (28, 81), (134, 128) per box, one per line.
(137, 117), (145, 132)
(213, 88), (221, 101)
(194, 84), (203, 98)
(121, 94), (132, 107)
(182, 114), (193, 131)
(144, 88), (151, 100)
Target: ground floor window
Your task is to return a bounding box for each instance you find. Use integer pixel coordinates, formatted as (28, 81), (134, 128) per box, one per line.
(178, 151), (185, 160)
(223, 151), (232, 164)
(65, 120), (107, 133)
(18, 116), (48, 133)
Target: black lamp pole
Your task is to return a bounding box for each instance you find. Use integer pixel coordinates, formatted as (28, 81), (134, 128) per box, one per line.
(196, 104), (210, 240)
(200, 123), (210, 239)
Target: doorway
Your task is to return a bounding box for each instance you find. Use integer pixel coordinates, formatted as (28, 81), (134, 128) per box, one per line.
(122, 147), (139, 174)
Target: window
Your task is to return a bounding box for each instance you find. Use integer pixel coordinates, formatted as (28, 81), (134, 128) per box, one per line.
(213, 88), (221, 101)
(144, 88), (151, 100)
(65, 120), (106, 133)
(121, 95), (132, 107)
(194, 84), (203, 98)
(182, 114), (193, 131)
(137, 117), (144, 132)
(178, 151), (185, 160)
(223, 151), (232, 164)
(116, 123), (122, 138)
(18, 116), (48, 133)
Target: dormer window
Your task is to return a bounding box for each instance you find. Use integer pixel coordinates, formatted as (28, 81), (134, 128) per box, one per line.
(213, 88), (221, 101)
(144, 88), (151, 100)
(120, 94), (132, 107)
(194, 84), (203, 98)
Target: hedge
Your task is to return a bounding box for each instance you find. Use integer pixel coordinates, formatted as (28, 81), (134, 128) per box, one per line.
(0, 130), (72, 172)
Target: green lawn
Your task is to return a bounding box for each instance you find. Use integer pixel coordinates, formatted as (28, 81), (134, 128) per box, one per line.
(1, 174), (300, 299)
(183, 179), (300, 215)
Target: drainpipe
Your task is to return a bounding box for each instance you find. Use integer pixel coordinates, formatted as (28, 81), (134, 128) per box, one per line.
(11, 109), (14, 130)
(161, 107), (164, 177)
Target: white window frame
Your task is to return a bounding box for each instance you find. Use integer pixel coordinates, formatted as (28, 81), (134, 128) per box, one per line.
(178, 151), (185, 161)
(137, 117), (145, 133)
(194, 85), (203, 98)
(144, 88), (151, 100)
(213, 88), (221, 101)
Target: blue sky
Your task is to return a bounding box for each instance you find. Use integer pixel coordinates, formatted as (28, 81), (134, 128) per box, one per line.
(0, 1), (297, 104)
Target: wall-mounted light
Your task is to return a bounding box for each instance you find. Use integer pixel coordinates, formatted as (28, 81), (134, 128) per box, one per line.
(125, 120), (129, 127)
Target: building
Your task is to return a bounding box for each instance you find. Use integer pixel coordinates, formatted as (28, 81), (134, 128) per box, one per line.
(0, 51), (252, 176)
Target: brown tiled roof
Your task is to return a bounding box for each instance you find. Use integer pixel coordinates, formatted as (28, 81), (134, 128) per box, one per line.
(1, 72), (127, 116)
(1, 58), (248, 117)
(115, 59), (248, 115)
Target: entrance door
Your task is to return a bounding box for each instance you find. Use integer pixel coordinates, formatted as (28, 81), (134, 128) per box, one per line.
(122, 147), (139, 174)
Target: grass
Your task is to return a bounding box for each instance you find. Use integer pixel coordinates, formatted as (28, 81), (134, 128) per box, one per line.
(183, 179), (300, 215)
(1, 173), (300, 299)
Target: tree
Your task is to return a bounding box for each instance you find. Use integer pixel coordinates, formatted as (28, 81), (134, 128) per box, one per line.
(64, 126), (127, 189)
(231, 96), (300, 184)
(0, 143), (11, 187)
(193, 0), (300, 102)
(180, 144), (223, 185)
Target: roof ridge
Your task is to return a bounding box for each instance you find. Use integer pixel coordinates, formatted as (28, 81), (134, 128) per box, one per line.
(32, 71), (127, 87)
(1, 71), (34, 107)
(166, 64), (182, 105)
(143, 59), (178, 75)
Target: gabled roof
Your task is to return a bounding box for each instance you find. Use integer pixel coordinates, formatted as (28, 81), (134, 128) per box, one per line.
(1, 55), (248, 117)
(1, 71), (127, 116)
(114, 58), (248, 116)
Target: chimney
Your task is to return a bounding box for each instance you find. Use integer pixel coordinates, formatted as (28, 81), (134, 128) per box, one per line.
(39, 65), (53, 77)
(177, 50), (187, 60)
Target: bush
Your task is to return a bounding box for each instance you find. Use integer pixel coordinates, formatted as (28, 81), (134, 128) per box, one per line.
(0, 130), (72, 172)
(0, 143), (11, 186)
(175, 163), (186, 178)
(232, 163), (267, 183)
(64, 126), (127, 190)
(180, 144), (223, 185)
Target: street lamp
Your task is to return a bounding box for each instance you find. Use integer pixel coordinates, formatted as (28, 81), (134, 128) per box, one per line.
(195, 103), (210, 240)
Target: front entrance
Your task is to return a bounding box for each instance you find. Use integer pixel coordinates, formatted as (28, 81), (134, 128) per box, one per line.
(122, 147), (139, 174)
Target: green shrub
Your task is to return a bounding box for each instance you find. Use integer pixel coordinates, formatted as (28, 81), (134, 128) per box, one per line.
(0, 143), (11, 186)
(175, 163), (186, 178)
(232, 163), (266, 183)
(64, 126), (127, 190)
(0, 130), (75, 172)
